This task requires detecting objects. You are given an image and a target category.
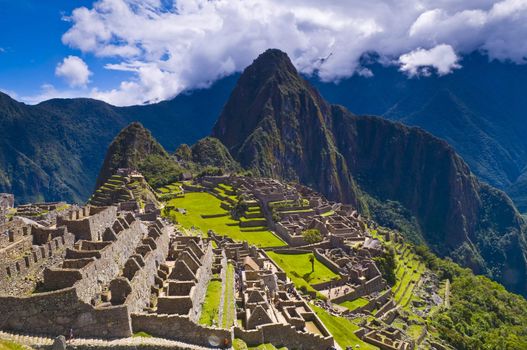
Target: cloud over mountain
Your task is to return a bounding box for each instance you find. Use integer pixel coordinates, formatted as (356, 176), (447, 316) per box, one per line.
(61, 0), (527, 105)
(55, 56), (92, 87)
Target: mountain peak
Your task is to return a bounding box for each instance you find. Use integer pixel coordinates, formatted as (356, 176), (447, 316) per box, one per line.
(248, 48), (297, 78)
(95, 121), (169, 188)
(212, 48), (321, 154)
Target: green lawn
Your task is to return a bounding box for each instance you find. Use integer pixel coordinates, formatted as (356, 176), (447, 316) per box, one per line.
(199, 279), (222, 326)
(222, 263), (236, 328)
(168, 192), (285, 248)
(266, 252), (339, 293)
(133, 331), (153, 338)
(311, 305), (378, 350)
(339, 297), (369, 311)
(232, 339), (287, 350)
(0, 340), (27, 350)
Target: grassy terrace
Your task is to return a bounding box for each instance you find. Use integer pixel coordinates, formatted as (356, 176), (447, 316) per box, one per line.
(392, 246), (425, 307)
(168, 192), (285, 248)
(233, 339), (287, 350)
(0, 340), (27, 350)
(311, 305), (378, 349)
(339, 297), (369, 311)
(221, 263), (236, 328)
(266, 251), (339, 294)
(199, 279), (222, 326)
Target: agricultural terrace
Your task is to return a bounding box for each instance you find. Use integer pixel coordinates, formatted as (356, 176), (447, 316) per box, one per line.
(232, 339), (287, 350)
(221, 263), (236, 328)
(311, 305), (378, 350)
(166, 191), (286, 248)
(338, 297), (369, 311)
(266, 251), (339, 295)
(199, 279), (222, 326)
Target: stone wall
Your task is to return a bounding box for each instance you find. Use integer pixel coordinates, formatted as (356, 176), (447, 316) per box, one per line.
(0, 233), (75, 293)
(0, 287), (131, 338)
(32, 226), (67, 245)
(313, 248), (346, 275)
(189, 243), (214, 323)
(234, 324), (334, 350)
(124, 223), (170, 313)
(131, 313), (231, 348)
(57, 206), (117, 241)
(43, 217), (144, 304)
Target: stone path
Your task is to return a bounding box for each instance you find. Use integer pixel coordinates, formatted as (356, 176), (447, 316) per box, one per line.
(0, 331), (222, 349)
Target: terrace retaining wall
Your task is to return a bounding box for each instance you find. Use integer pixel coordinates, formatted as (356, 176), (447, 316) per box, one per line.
(0, 287), (131, 338)
(131, 313), (231, 348)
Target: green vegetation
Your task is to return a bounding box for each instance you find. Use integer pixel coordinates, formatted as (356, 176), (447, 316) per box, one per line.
(0, 340), (28, 350)
(373, 245), (397, 286)
(232, 339), (287, 350)
(132, 331), (153, 338)
(391, 248), (424, 306)
(221, 263), (236, 328)
(311, 305), (378, 349)
(168, 192), (285, 247)
(199, 279), (222, 326)
(302, 228), (322, 244)
(339, 297), (369, 311)
(415, 246), (527, 350)
(362, 195), (424, 245)
(190, 136), (240, 171)
(138, 154), (183, 188)
(268, 199), (310, 209)
(266, 252), (339, 294)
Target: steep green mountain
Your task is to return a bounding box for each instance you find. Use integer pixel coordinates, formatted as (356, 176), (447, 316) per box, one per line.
(0, 93), (126, 204)
(97, 124), (240, 191)
(312, 53), (527, 212)
(95, 122), (172, 187)
(213, 49), (527, 296)
(0, 76), (236, 204)
(189, 137), (240, 171)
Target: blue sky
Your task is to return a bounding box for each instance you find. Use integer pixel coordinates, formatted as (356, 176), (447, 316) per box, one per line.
(0, 0), (128, 102)
(0, 0), (525, 106)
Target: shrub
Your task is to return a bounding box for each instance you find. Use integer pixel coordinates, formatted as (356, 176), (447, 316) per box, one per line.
(302, 228), (322, 244)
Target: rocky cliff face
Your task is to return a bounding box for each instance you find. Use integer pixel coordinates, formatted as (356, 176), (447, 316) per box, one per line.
(213, 49), (527, 295)
(212, 49), (361, 207)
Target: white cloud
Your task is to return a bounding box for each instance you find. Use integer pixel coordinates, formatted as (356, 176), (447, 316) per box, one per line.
(399, 44), (461, 76)
(58, 0), (527, 105)
(55, 56), (92, 87)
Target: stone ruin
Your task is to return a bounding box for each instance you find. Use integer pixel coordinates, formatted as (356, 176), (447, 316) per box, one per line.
(0, 193), (14, 224)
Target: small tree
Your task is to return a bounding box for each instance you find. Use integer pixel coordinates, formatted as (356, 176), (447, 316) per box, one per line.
(302, 229), (322, 244)
(309, 255), (315, 273)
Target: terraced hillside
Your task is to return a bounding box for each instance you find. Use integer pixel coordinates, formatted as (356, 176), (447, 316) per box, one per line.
(89, 173), (159, 208)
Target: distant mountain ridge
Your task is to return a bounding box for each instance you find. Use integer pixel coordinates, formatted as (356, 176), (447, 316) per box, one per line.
(213, 49), (527, 296)
(311, 53), (527, 212)
(0, 76), (236, 204)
